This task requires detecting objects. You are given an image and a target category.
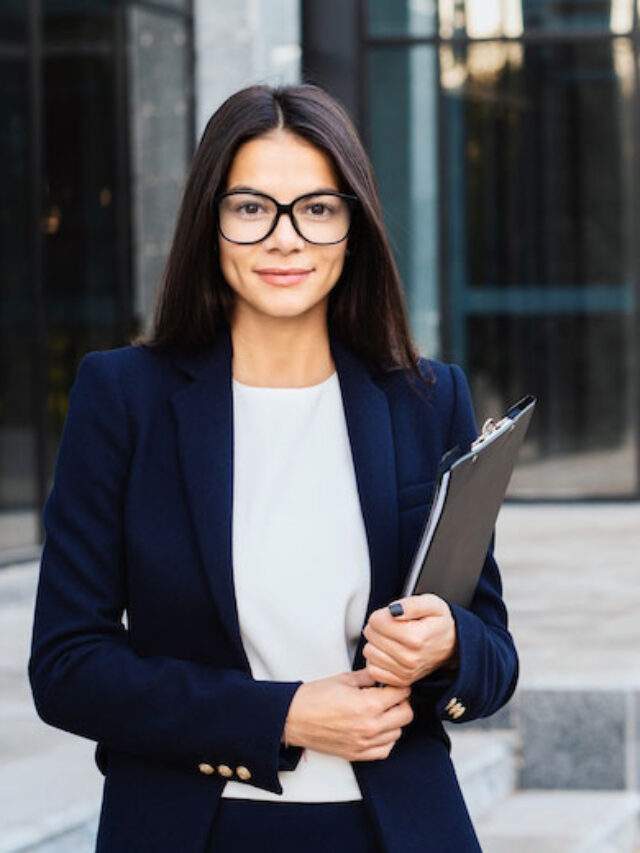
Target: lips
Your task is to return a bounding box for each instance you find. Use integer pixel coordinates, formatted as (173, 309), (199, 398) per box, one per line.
(255, 268), (313, 286)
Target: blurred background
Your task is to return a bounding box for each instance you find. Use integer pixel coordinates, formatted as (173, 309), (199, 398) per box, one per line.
(1, 1), (640, 850)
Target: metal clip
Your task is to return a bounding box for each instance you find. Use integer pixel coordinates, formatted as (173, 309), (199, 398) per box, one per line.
(481, 418), (497, 437)
(471, 418), (498, 451)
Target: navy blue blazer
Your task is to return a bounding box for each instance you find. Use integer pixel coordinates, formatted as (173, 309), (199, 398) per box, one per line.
(29, 325), (518, 852)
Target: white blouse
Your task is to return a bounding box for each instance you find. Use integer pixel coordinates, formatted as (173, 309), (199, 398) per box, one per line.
(220, 370), (371, 802)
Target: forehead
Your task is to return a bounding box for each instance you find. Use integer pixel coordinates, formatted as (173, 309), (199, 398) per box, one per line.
(224, 130), (340, 199)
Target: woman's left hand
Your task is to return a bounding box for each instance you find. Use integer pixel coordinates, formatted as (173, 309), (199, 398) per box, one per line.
(362, 594), (459, 688)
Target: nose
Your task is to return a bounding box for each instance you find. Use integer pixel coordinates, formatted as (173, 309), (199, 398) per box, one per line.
(263, 210), (305, 251)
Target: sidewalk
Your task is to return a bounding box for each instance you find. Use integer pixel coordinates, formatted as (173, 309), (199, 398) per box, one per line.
(495, 502), (640, 691)
(1, 502), (639, 850)
(0, 563), (101, 852)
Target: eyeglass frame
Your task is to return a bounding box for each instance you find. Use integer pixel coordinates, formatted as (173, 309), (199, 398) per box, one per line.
(214, 189), (359, 246)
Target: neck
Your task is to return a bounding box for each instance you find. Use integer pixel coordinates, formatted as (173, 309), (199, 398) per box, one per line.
(229, 312), (335, 388)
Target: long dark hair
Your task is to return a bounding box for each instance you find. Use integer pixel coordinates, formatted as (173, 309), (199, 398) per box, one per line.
(136, 83), (432, 389)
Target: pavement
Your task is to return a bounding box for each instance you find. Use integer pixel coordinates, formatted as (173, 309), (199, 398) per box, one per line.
(1, 502), (639, 849)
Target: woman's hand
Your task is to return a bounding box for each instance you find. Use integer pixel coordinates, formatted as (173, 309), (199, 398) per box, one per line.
(282, 669), (414, 761)
(362, 594), (458, 688)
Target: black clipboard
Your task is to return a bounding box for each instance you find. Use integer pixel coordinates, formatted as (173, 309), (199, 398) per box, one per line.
(401, 395), (536, 609)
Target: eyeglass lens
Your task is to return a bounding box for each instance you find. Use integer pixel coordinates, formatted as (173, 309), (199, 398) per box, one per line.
(218, 193), (352, 244)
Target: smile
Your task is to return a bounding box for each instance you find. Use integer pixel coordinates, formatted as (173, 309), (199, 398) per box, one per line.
(255, 268), (314, 287)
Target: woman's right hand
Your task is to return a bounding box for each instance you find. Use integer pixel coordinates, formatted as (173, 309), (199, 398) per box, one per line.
(282, 668), (414, 761)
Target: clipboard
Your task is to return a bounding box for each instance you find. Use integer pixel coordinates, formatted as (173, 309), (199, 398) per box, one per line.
(401, 395), (536, 609)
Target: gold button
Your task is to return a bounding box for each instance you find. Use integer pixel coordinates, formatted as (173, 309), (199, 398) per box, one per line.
(236, 765), (252, 781)
(198, 763), (215, 776)
(217, 764), (233, 778)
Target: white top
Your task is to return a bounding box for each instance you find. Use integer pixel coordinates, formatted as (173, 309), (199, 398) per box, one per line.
(221, 370), (371, 802)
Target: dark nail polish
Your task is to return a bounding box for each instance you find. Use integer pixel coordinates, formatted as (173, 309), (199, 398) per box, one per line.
(388, 602), (404, 617)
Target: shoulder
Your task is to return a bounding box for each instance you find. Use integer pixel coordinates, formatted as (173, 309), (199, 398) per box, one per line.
(74, 343), (177, 397)
(378, 355), (470, 410)
(77, 343), (166, 376)
(377, 355), (478, 449)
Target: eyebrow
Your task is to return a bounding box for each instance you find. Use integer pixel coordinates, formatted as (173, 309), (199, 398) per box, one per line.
(225, 185), (341, 196)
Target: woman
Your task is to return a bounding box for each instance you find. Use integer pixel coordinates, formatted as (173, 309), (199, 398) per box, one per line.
(29, 83), (518, 852)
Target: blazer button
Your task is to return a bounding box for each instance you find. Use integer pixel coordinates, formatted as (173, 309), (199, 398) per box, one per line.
(236, 766), (252, 781)
(198, 763), (215, 776)
(217, 764), (233, 778)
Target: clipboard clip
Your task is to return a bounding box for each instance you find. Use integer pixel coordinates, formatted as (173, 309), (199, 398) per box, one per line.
(471, 416), (509, 451)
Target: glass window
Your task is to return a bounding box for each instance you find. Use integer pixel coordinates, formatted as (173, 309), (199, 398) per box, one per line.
(154, 0), (191, 10)
(469, 314), (636, 498)
(0, 0), (26, 44)
(521, 0), (633, 34)
(439, 0), (633, 38)
(439, 0), (524, 38)
(367, 46), (441, 358)
(367, 0), (437, 37)
(441, 38), (637, 496)
(42, 14), (120, 478)
(0, 55), (35, 510)
(44, 0), (113, 42)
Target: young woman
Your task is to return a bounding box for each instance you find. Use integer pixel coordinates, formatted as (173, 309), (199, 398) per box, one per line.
(29, 83), (518, 852)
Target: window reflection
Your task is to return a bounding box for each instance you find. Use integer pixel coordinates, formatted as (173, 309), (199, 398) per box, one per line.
(367, 0), (437, 36)
(611, 0), (634, 32)
(441, 38), (636, 496)
(367, 47), (440, 358)
(439, 0), (634, 36)
(440, 0), (523, 38)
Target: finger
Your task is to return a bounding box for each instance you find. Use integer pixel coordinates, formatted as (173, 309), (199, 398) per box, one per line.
(362, 681), (411, 709)
(381, 702), (414, 732)
(355, 741), (398, 762)
(365, 660), (410, 688)
(350, 667), (378, 688)
(364, 622), (429, 664)
(386, 593), (450, 621)
(363, 641), (411, 678)
(361, 727), (403, 748)
(365, 609), (436, 648)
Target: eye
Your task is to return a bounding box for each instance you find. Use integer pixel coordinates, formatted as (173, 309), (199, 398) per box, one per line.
(302, 201), (336, 218)
(236, 202), (264, 216)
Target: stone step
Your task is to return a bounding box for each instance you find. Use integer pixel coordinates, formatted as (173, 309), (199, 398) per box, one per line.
(474, 790), (640, 853)
(450, 729), (518, 819)
(468, 688), (640, 792)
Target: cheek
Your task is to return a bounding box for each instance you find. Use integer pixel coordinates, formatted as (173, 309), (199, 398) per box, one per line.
(317, 248), (347, 285)
(218, 242), (253, 290)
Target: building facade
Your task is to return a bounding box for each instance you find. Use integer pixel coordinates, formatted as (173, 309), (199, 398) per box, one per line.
(1, 0), (638, 556)
(0, 0), (194, 554)
(305, 0), (639, 500)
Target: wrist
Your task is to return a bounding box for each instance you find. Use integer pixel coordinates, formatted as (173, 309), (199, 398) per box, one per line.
(282, 683), (307, 748)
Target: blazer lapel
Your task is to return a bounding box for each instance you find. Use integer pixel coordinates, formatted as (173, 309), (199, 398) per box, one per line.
(170, 327), (250, 668)
(329, 334), (400, 669)
(170, 326), (400, 673)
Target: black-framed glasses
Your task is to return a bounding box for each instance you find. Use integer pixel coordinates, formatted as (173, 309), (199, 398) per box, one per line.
(215, 189), (359, 246)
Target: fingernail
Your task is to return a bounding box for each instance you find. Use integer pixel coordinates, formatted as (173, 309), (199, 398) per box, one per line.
(388, 602), (404, 617)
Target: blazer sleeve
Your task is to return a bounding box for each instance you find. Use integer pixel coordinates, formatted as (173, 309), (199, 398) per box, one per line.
(410, 363), (519, 724)
(28, 352), (303, 795)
